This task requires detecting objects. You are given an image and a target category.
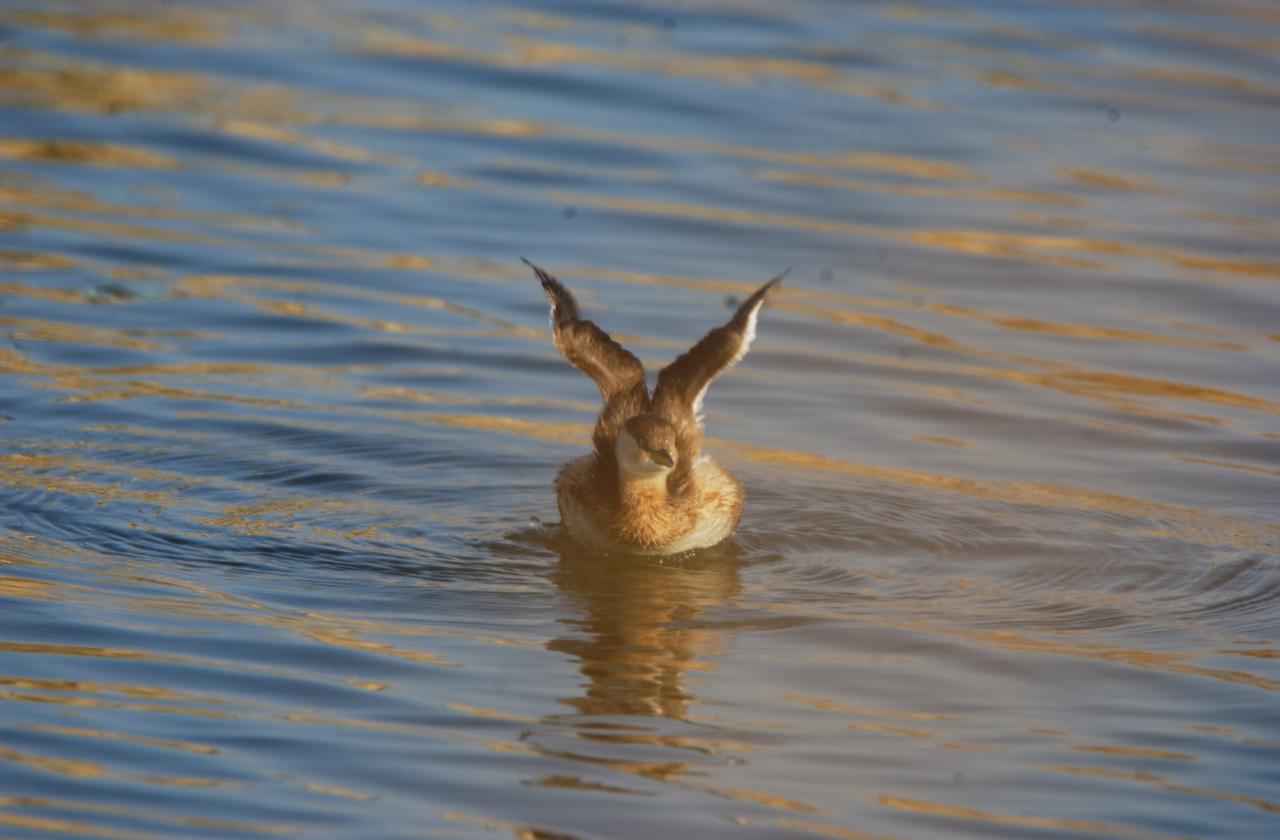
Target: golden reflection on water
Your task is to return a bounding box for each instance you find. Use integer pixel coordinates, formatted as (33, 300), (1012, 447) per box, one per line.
(350, 107), (975, 179)
(0, 206), (222, 245)
(1, 7), (1274, 295)
(5, 39), (1274, 305)
(0, 138), (178, 169)
(0, 809), (166, 840)
(786, 693), (960, 723)
(2, 3), (1278, 837)
(751, 168), (1085, 207)
(0, 319), (182, 351)
(761, 818), (900, 840)
(212, 118), (396, 166)
(438, 809), (573, 840)
(0, 181), (300, 233)
(0, 573), (81, 601)
(0, 744), (229, 789)
(19, 724), (220, 756)
(538, 545), (1044, 826)
(1, 8), (234, 46)
(550, 549), (739, 718)
(1045, 757), (1280, 816)
(354, 18), (930, 107)
(0, 248), (77, 270)
(706, 784), (821, 815)
(0, 795), (298, 838)
(755, 599), (1280, 695)
(0, 60), (209, 114)
(545, 189), (1280, 280)
(876, 795), (1171, 840)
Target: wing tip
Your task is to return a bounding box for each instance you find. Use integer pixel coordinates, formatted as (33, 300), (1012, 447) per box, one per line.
(521, 256), (551, 286)
(761, 267), (789, 296)
(733, 268), (787, 324)
(522, 258), (576, 316)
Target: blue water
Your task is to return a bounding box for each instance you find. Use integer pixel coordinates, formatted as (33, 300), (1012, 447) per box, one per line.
(2, 1), (1279, 838)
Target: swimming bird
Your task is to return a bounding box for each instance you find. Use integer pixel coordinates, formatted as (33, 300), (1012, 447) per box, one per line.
(524, 259), (784, 555)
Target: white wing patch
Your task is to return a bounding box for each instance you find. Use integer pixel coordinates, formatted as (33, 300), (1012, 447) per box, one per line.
(690, 295), (764, 425)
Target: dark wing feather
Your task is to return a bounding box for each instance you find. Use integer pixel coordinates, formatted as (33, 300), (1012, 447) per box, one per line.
(524, 259), (646, 401)
(525, 260), (649, 479)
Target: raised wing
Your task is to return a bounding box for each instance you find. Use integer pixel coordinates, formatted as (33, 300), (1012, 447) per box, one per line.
(651, 270), (786, 430)
(524, 259), (646, 402)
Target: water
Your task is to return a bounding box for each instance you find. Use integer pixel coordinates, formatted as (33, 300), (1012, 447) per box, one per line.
(1, 1), (1278, 837)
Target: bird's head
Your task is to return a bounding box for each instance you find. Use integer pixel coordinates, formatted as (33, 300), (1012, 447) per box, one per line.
(616, 415), (677, 477)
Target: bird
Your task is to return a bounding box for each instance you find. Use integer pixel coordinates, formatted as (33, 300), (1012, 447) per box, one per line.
(524, 258), (784, 555)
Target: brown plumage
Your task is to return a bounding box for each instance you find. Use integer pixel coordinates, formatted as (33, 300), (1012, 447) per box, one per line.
(525, 259), (784, 555)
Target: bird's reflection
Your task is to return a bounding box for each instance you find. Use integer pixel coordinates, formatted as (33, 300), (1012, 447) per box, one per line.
(547, 541), (742, 719)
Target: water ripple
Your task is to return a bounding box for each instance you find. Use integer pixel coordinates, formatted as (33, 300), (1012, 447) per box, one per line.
(2, 1), (1279, 838)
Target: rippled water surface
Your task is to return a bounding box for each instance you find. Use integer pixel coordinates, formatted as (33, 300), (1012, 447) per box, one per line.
(2, 1), (1279, 837)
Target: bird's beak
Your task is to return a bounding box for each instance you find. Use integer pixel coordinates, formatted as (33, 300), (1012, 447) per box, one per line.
(649, 449), (675, 468)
